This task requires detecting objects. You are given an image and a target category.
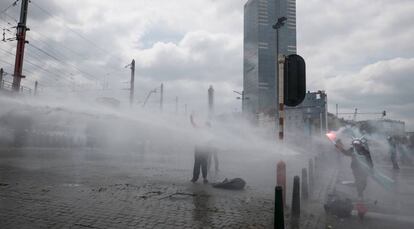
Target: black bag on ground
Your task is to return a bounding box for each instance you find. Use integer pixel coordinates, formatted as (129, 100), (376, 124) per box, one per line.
(324, 193), (353, 218)
(212, 178), (246, 190)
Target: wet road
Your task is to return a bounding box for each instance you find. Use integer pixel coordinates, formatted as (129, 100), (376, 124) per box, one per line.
(326, 154), (414, 229)
(0, 147), (277, 228)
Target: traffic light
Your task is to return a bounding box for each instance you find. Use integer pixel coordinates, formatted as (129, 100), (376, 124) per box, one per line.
(284, 54), (306, 107)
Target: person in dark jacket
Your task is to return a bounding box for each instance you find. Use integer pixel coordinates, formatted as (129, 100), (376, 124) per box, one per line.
(335, 138), (374, 198)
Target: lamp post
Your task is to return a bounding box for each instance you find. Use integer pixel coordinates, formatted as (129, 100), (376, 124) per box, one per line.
(273, 16), (287, 140)
(272, 17), (287, 62)
(233, 90), (249, 113)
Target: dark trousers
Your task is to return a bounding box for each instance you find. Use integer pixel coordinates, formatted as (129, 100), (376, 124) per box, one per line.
(192, 153), (208, 181)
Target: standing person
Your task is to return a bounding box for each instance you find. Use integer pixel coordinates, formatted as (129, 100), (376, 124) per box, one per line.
(335, 138), (374, 198)
(207, 145), (219, 177)
(189, 114), (219, 183)
(387, 136), (400, 170)
(191, 145), (211, 184)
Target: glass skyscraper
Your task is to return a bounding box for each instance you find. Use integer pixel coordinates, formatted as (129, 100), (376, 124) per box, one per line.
(243, 0), (297, 118)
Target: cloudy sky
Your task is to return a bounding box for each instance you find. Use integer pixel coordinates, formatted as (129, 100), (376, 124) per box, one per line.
(0, 0), (413, 129)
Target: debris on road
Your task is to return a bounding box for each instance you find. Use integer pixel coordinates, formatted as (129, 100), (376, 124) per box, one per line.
(139, 191), (162, 199)
(355, 202), (368, 220)
(159, 192), (209, 200)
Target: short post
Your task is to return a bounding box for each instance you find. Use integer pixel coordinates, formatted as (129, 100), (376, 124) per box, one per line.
(274, 186), (285, 229)
(0, 68), (3, 89)
(277, 161), (286, 208)
(301, 168), (308, 200)
(308, 159), (314, 194)
(34, 81), (38, 96)
(291, 176), (300, 229)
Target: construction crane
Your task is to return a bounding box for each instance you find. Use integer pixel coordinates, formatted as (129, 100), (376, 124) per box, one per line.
(142, 88), (157, 108)
(338, 108), (386, 121)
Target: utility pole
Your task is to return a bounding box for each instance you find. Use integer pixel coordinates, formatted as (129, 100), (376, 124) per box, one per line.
(129, 59), (135, 106)
(160, 83), (164, 112)
(0, 68), (3, 89)
(233, 90), (248, 113)
(12, 0), (30, 91)
(185, 104), (188, 116)
(34, 81), (38, 96)
(208, 85), (214, 119)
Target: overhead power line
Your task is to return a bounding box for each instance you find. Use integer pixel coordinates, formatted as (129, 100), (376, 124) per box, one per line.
(0, 58), (14, 66)
(28, 43), (99, 80)
(0, 0), (19, 15)
(0, 46), (76, 86)
(31, 1), (126, 64)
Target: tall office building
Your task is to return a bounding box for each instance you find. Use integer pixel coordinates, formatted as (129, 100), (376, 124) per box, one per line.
(243, 0), (297, 118)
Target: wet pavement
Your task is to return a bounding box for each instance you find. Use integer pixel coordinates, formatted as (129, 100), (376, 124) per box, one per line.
(0, 147), (275, 229)
(325, 154), (414, 229)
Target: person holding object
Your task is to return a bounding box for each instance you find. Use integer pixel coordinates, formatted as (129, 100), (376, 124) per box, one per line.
(335, 137), (374, 198)
(191, 141), (218, 184)
(189, 114), (219, 184)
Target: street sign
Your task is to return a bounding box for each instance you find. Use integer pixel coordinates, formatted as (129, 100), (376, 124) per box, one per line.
(284, 54), (306, 107)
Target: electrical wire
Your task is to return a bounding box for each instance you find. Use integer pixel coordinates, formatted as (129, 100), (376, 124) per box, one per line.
(0, 0), (19, 16)
(31, 1), (126, 64)
(28, 43), (99, 80)
(0, 46), (76, 86)
(2, 4), (128, 77)
(1, 1), (131, 91)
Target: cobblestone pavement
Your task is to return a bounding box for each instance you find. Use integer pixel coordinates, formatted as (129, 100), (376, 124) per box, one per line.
(0, 148), (276, 229)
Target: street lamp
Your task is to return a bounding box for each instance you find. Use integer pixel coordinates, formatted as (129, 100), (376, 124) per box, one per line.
(272, 16), (287, 61)
(233, 90), (249, 112)
(273, 16), (287, 140)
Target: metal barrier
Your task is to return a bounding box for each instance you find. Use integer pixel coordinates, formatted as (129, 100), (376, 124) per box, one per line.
(0, 80), (32, 95)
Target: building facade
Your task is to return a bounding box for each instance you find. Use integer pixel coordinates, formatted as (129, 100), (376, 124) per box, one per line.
(285, 91), (329, 136)
(243, 0), (297, 117)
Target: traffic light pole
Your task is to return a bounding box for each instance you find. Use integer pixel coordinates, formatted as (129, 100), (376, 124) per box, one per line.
(12, 0), (29, 91)
(278, 55), (286, 140)
(273, 17), (287, 141)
